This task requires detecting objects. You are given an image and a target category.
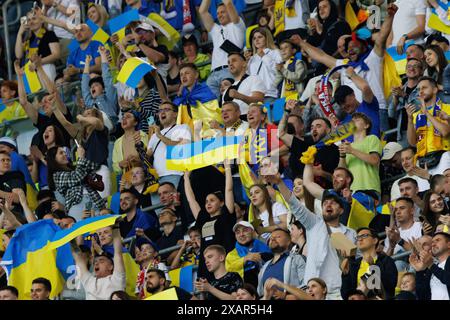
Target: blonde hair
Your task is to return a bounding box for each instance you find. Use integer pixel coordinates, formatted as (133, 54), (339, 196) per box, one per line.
(251, 27), (276, 54)
(88, 4), (109, 28)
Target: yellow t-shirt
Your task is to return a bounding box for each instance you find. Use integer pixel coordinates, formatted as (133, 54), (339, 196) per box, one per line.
(412, 103), (450, 157)
(0, 101), (27, 123)
(357, 257), (378, 287)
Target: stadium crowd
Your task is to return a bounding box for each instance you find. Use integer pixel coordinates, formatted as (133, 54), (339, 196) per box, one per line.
(0, 0), (449, 301)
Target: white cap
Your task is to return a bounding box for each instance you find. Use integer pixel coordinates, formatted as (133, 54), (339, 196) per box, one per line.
(233, 221), (255, 232)
(136, 22), (154, 32)
(381, 142), (403, 161)
(0, 137), (17, 151)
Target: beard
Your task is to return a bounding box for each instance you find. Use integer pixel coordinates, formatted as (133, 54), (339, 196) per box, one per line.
(270, 244), (286, 254)
(120, 206), (133, 214)
(146, 284), (161, 294)
(323, 212), (340, 223)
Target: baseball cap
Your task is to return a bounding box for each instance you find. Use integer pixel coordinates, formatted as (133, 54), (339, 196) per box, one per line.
(322, 192), (346, 209)
(136, 22), (154, 33)
(381, 142), (403, 161)
(0, 137), (17, 151)
(136, 237), (159, 252)
(232, 221), (255, 232)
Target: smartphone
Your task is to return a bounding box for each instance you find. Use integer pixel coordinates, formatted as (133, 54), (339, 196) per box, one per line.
(184, 234), (190, 242)
(147, 115), (155, 126)
(20, 16), (28, 25)
(85, 201), (93, 211)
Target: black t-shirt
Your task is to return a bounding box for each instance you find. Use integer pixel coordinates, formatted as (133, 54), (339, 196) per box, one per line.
(0, 171), (26, 193)
(207, 272), (243, 300)
(156, 226), (184, 261)
(195, 206), (236, 280)
(28, 30), (59, 59)
(34, 111), (73, 150)
(171, 286), (193, 300)
(287, 136), (311, 179)
(167, 73), (180, 87)
(83, 128), (109, 166)
(136, 44), (169, 64)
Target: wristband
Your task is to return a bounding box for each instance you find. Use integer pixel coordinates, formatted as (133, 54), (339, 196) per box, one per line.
(402, 34), (408, 40)
(398, 239), (405, 247)
(284, 108), (291, 113)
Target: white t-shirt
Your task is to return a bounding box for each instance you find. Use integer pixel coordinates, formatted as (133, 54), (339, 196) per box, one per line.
(226, 120), (249, 137)
(259, 202), (288, 241)
(284, 0), (307, 31)
(383, 222), (423, 255)
(46, 0), (80, 39)
(390, 174), (430, 201)
(210, 19), (246, 70)
(247, 48), (283, 98)
(81, 270), (126, 300)
(148, 124), (192, 177)
(430, 260), (450, 300)
(392, 0), (427, 45)
(223, 75), (266, 115)
(336, 49), (386, 110)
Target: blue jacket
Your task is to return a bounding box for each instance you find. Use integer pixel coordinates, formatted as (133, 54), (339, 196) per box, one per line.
(81, 62), (118, 123)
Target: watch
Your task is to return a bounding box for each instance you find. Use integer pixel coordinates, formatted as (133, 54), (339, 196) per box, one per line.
(402, 34), (409, 40)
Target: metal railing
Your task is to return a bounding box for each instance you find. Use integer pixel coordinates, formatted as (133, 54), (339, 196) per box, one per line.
(2, 0), (22, 80)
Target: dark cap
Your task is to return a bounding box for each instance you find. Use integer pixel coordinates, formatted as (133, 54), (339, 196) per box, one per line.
(95, 251), (114, 264)
(322, 193), (346, 209)
(136, 237), (159, 252)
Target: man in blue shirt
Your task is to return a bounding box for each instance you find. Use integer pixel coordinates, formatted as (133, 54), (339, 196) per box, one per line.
(64, 24), (102, 80)
(257, 228), (306, 298)
(0, 137), (34, 188)
(334, 66), (380, 140)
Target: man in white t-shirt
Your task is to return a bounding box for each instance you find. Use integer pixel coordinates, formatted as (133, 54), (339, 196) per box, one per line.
(410, 232), (450, 300)
(147, 101), (192, 191)
(291, 3), (398, 132)
(385, 197), (423, 271)
(222, 52), (265, 116)
(391, 147), (430, 201)
(390, 0), (426, 52)
(200, 0), (246, 98)
(41, 0), (80, 60)
(70, 221), (126, 300)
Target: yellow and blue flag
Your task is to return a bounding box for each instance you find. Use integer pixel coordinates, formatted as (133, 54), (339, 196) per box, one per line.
(68, 20), (110, 52)
(0, 220), (74, 300)
(386, 42), (415, 76)
(144, 287), (178, 300)
(428, 1), (450, 34)
(148, 13), (180, 50)
(345, 0), (360, 31)
(47, 214), (123, 251)
(0, 99), (6, 114)
(23, 61), (42, 94)
(166, 135), (243, 171)
(116, 57), (155, 88)
(168, 265), (195, 293)
(108, 9), (140, 37)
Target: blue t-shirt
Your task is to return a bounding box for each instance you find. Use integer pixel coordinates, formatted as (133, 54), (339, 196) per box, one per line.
(162, 0), (202, 31)
(124, 0), (160, 16)
(342, 96), (380, 142)
(261, 252), (288, 289)
(66, 40), (102, 77)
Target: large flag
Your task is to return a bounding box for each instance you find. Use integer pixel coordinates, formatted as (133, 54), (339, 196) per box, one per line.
(47, 214), (123, 251)
(0, 220), (74, 300)
(345, 0), (360, 31)
(383, 52), (402, 98)
(166, 135), (243, 171)
(167, 265), (195, 293)
(147, 13), (180, 50)
(347, 198), (376, 230)
(116, 57), (155, 88)
(386, 42), (415, 76)
(144, 287), (178, 300)
(428, 1), (450, 34)
(68, 19), (110, 52)
(108, 9), (140, 36)
(23, 62), (42, 94)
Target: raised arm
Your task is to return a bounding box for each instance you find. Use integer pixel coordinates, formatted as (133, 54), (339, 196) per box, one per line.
(291, 35), (337, 69)
(112, 222), (125, 275)
(14, 60), (38, 124)
(199, 0), (215, 32)
(81, 55), (96, 108)
(345, 67), (374, 103)
(184, 171), (201, 219)
(76, 114), (104, 131)
(70, 239), (89, 276)
(13, 188), (37, 223)
(224, 159), (234, 214)
(374, 3), (397, 57)
(50, 95), (78, 138)
(303, 163), (325, 200)
(15, 23), (28, 61)
(223, 0), (240, 24)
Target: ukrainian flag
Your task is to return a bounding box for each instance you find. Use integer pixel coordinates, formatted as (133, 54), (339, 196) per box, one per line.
(116, 57), (155, 88)
(47, 214), (124, 251)
(345, 0), (360, 31)
(147, 13), (180, 50)
(428, 1), (450, 34)
(0, 220), (74, 300)
(347, 198), (376, 230)
(168, 265), (195, 293)
(144, 287), (178, 300)
(108, 9), (140, 36)
(87, 20), (110, 44)
(386, 42), (415, 76)
(23, 61), (42, 94)
(166, 136), (243, 171)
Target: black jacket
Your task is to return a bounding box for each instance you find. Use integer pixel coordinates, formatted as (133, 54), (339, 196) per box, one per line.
(415, 257), (450, 300)
(341, 253), (398, 300)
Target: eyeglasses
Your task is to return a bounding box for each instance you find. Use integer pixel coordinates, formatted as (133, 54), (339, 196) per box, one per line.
(406, 64), (422, 70)
(356, 233), (373, 241)
(158, 108), (173, 113)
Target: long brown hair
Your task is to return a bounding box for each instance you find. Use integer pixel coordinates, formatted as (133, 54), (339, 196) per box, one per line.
(249, 184), (274, 226)
(81, 108), (104, 141)
(425, 45), (448, 84)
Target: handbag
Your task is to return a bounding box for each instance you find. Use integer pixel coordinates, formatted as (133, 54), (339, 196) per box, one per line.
(418, 150), (445, 169)
(84, 173), (105, 192)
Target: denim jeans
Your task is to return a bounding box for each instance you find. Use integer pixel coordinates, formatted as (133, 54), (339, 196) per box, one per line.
(206, 68), (233, 98)
(441, 64), (450, 104)
(379, 109), (390, 132)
